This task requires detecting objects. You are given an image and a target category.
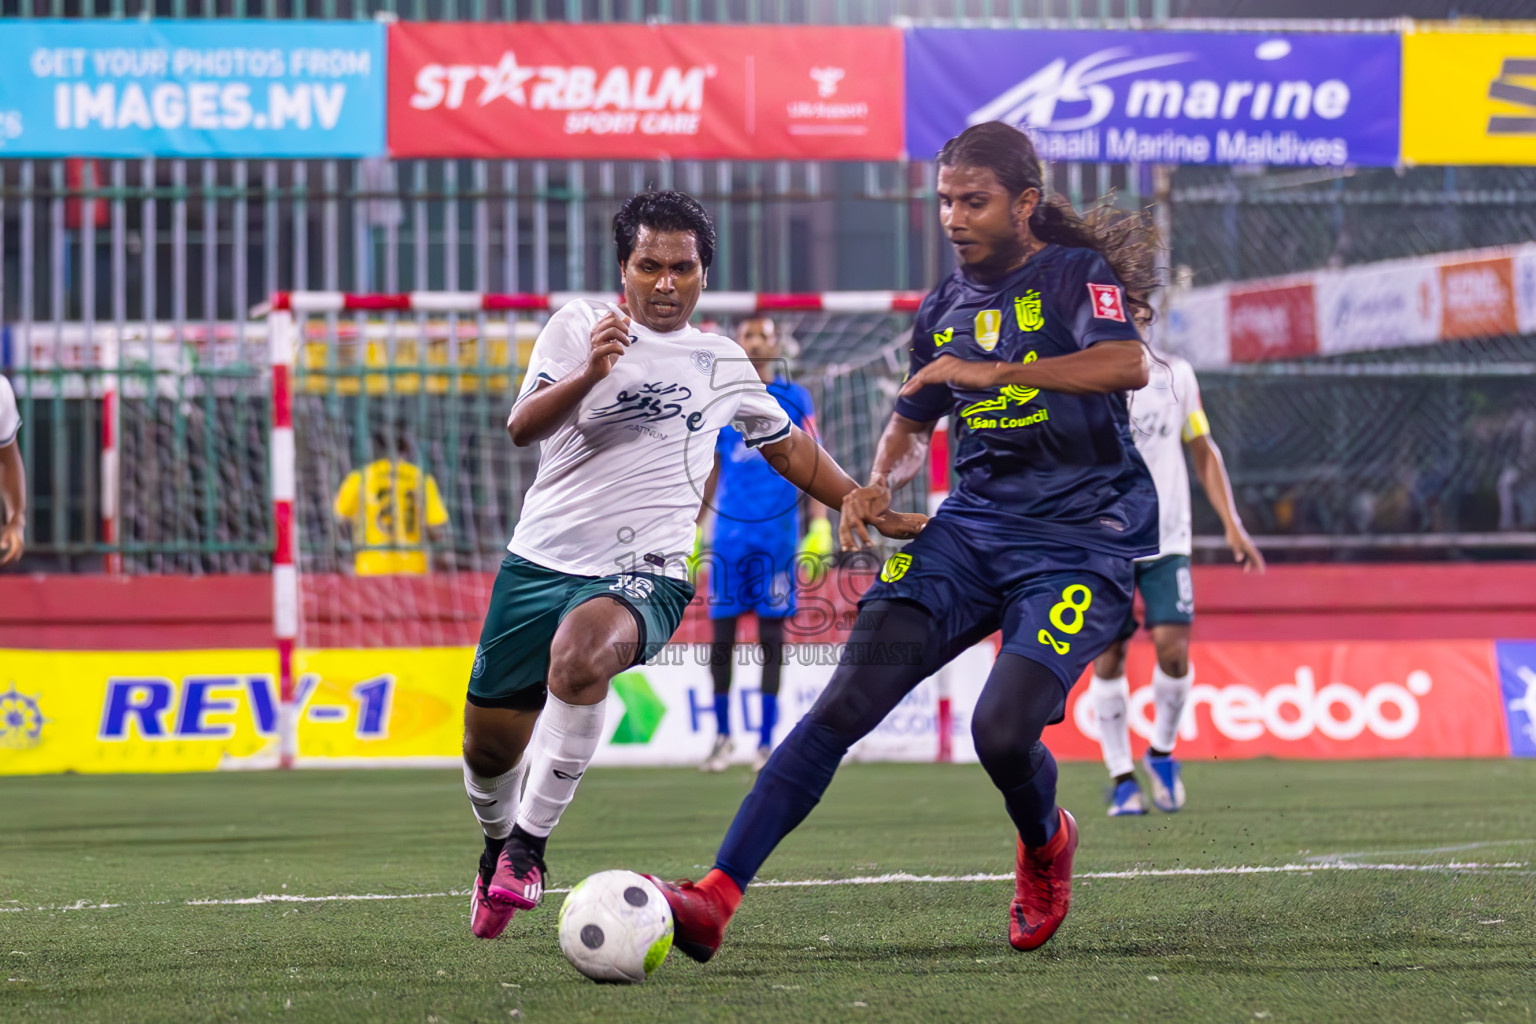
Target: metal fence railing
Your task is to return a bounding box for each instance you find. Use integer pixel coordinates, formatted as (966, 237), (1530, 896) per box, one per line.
(4, 4), (1535, 568)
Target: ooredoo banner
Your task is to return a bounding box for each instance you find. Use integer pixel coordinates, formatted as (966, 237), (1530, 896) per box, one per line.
(386, 23), (903, 160)
(1049, 640), (1509, 761)
(0, 19), (385, 157)
(905, 29), (1400, 166)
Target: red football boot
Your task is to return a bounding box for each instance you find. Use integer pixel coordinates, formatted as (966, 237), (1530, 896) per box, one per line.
(643, 870), (741, 963)
(1009, 807), (1079, 951)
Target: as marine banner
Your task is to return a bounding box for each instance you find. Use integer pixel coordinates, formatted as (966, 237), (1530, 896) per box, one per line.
(905, 28), (1400, 167)
(386, 22), (904, 160)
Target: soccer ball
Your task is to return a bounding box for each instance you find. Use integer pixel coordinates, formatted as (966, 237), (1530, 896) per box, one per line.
(557, 870), (674, 984)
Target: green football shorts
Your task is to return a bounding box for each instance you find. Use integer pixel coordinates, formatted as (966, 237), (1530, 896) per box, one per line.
(1115, 553), (1195, 642)
(467, 553), (695, 711)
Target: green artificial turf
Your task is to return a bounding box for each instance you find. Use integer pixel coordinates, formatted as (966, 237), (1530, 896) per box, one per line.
(2, 759), (1533, 1023)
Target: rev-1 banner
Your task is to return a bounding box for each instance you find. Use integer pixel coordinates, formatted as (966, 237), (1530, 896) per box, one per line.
(387, 22), (904, 160)
(905, 29), (1400, 167)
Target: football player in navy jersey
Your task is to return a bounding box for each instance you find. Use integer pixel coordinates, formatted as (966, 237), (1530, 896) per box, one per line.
(644, 121), (1160, 959)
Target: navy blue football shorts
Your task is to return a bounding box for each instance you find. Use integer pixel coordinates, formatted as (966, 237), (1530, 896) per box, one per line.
(860, 514), (1135, 694)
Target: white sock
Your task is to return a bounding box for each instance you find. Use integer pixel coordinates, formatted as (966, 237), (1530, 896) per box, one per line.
(1090, 674), (1135, 778)
(513, 694), (607, 838)
(463, 757), (526, 841)
(1150, 664), (1193, 753)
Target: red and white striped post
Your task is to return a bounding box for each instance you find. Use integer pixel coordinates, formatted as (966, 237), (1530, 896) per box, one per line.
(264, 290), (926, 317)
(269, 309), (299, 769)
(100, 334), (122, 575)
(927, 419), (954, 763)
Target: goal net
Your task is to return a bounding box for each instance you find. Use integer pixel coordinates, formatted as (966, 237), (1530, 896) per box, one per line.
(256, 292), (928, 764)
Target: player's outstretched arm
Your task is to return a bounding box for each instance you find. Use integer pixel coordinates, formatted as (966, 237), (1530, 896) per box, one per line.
(900, 339), (1149, 398)
(1188, 433), (1266, 574)
(837, 413), (936, 552)
(507, 312), (633, 446)
(756, 424), (926, 550)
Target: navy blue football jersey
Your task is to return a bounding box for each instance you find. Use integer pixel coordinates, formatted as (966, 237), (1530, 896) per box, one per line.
(893, 244), (1158, 558)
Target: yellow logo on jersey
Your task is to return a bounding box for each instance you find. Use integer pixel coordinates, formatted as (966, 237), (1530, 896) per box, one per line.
(880, 552), (912, 583)
(974, 309), (1002, 352)
(1014, 290), (1044, 332)
(957, 352), (1039, 418)
(933, 327), (954, 347)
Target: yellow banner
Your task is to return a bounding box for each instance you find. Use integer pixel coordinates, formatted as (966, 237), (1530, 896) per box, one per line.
(1404, 25), (1536, 165)
(0, 647), (471, 774)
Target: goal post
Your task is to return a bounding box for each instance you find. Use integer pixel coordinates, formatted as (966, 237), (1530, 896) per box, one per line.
(255, 291), (948, 766)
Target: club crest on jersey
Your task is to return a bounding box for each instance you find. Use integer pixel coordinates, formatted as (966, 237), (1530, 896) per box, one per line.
(933, 327), (954, 347)
(974, 309), (1002, 352)
(690, 349), (714, 375)
(1014, 290), (1044, 332)
(880, 552), (912, 583)
(1088, 283), (1127, 322)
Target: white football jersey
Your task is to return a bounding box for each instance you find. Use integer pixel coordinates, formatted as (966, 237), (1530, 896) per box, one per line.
(0, 375), (19, 447)
(508, 300), (792, 581)
(1128, 353), (1208, 559)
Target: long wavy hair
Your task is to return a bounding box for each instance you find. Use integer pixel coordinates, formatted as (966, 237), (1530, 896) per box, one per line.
(937, 121), (1162, 324)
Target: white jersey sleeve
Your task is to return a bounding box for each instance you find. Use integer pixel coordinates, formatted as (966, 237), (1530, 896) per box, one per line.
(719, 356), (793, 448)
(0, 375), (19, 447)
(516, 301), (599, 401)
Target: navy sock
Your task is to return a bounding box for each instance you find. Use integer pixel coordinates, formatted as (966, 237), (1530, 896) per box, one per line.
(758, 692), (778, 748)
(1000, 742), (1060, 848)
(713, 692), (730, 736)
(713, 717), (848, 891)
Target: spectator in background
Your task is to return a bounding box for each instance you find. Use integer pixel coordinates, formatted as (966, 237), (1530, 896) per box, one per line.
(1498, 410), (1536, 531)
(334, 427), (449, 575)
(0, 374), (25, 568)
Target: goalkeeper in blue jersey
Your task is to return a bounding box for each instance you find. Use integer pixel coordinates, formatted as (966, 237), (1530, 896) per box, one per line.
(697, 316), (832, 773)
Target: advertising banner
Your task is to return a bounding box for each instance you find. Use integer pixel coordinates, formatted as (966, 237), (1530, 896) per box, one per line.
(1403, 26), (1536, 166)
(1050, 640), (1508, 762)
(905, 29), (1400, 166)
(1315, 259), (1441, 356)
(1494, 640), (1536, 758)
(1228, 281), (1318, 363)
(1438, 255), (1517, 340)
(0, 639), (1520, 773)
(0, 19), (385, 157)
(386, 23), (903, 160)
(1160, 283), (1229, 368)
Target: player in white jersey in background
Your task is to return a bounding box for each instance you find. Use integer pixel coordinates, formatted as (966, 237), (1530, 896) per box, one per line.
(1089, 332), (1265, 816)
(460, 191), (924, 940)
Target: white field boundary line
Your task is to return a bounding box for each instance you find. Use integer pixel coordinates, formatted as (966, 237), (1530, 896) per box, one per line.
(1, 860), (1530, 914)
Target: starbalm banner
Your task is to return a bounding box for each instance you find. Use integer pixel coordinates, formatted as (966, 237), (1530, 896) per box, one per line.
(386, 22), (904, 160)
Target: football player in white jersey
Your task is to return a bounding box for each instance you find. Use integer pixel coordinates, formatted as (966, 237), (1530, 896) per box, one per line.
(1089, 324), (1265, 816)
(461, 191), (925, 940)
(0, 374), (25, 567)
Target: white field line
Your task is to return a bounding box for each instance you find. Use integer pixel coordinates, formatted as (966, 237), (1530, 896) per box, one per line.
(0, 859), (1529, 914)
